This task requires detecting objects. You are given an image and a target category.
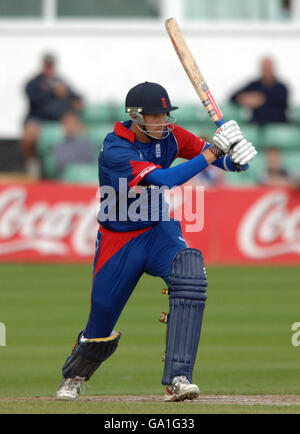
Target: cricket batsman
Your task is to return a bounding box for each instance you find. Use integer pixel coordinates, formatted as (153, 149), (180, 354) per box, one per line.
(57, 82), (257, 401)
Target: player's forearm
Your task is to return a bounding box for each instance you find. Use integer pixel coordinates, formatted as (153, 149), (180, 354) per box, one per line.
(202, 143), (247, 172)
(202, 148), (217, 164)
(144, 153), (209, 188)
(202, 142), (231, 170)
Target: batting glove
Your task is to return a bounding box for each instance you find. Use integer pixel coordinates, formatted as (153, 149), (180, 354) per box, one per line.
(211, 120), (244, 158)
(229, 139), (257, 166)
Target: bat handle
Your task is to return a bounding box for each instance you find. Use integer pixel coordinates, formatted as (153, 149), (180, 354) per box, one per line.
(214, 117), (225, 128)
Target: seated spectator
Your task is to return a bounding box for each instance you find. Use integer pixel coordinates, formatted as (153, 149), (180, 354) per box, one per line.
(258, 146), (297, 188)
(281, 0), (292, 20)
(20, 53), (84, 179)
(53, 111), (96, 178)
(230, 57), (289, 125)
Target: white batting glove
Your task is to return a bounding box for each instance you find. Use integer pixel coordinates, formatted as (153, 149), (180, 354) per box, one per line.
(211, 120), (244, 158)
(229, 139), (257, 166)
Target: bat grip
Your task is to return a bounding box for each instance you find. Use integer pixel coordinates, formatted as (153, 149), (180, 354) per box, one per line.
(214, 117), (225, 128)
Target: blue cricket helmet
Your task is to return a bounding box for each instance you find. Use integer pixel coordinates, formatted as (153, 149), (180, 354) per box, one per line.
(125, 82), (178, 115)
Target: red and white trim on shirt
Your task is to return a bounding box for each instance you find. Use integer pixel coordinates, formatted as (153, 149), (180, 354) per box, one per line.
(128, 161), (161, 188)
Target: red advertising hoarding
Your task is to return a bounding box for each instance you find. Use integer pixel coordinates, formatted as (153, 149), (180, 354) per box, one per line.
(182, 186), (300, 265)
(0, 183), (99, 262)
(0, 182), (299, 265)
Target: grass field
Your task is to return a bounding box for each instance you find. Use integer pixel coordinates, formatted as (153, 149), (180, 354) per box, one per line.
(0, 263), (300, 414)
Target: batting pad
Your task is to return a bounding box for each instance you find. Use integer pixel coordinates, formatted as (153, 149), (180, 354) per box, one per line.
(162, 248), (207, 385)
(62, 331), (121, 381)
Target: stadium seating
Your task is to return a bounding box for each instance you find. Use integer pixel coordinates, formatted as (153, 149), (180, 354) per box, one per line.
(61, 163), (98, 184)
(175, 104), (207, 124)
(185, 0), (245, 20)
(80, 104), (115, 124)
(224, 148), (300, 186)
(196, 122), (216, 141)
(289, 106), (300, 124)
(224, 152), (265, 185)
(262, 123), (300, 150)
(88, 123), (114, 150)
(184, 0), (212, 20)
(221, 103), (249, 123)
(37, 122), (64, 178)
(42, 153), (60, 179)
(37, 121), (105, 179)
(114, 105), (128, 123)
(37, 122), (64, 155)
(263, 0), (283, 20)
(36, 103), (300, 186)
(239, 123), (263, 148)
(185, 0), (284, 20)
(283, 151), (300, 174)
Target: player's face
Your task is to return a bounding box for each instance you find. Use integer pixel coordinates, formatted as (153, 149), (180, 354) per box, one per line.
(143, 113), (167, 139)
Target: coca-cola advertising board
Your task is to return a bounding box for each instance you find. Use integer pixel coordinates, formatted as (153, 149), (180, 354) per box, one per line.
(0, 182), (299, 265)
(182, 186), (300, 265)
(0, 183), (99, 262)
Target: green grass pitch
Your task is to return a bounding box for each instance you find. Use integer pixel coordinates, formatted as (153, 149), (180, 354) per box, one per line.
(0, 263), (299, 414)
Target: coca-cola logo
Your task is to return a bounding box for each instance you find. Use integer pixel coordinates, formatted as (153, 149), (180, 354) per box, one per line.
(0, 187), (98, 256)
(238, 190), (300, 259)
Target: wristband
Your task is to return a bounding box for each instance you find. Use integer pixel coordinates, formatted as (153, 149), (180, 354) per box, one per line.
(208, 144), (225, 159)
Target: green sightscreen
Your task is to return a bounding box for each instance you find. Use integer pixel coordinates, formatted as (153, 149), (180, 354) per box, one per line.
(57, 0), (159, 18)
(0, 0), (42, 18)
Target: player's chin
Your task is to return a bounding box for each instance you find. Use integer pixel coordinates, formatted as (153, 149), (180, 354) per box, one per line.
(150, 129), (164, 139)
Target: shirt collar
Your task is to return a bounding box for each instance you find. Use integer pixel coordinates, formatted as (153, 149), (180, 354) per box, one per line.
(114, 121), (135, 143)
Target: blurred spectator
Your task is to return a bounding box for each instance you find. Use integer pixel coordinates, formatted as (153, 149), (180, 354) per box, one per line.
(281, 0), (292, 20)
(230, 57), (289, 125)
(53, 111), (96, 178)
(20, 53), (84, 179)
(258, 146), (297, 188)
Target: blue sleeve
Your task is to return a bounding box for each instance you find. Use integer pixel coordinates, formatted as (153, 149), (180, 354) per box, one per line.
(144, 153), (208, 188)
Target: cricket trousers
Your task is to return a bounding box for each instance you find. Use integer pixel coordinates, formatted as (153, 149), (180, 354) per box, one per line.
(84, 220), (187, 338)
